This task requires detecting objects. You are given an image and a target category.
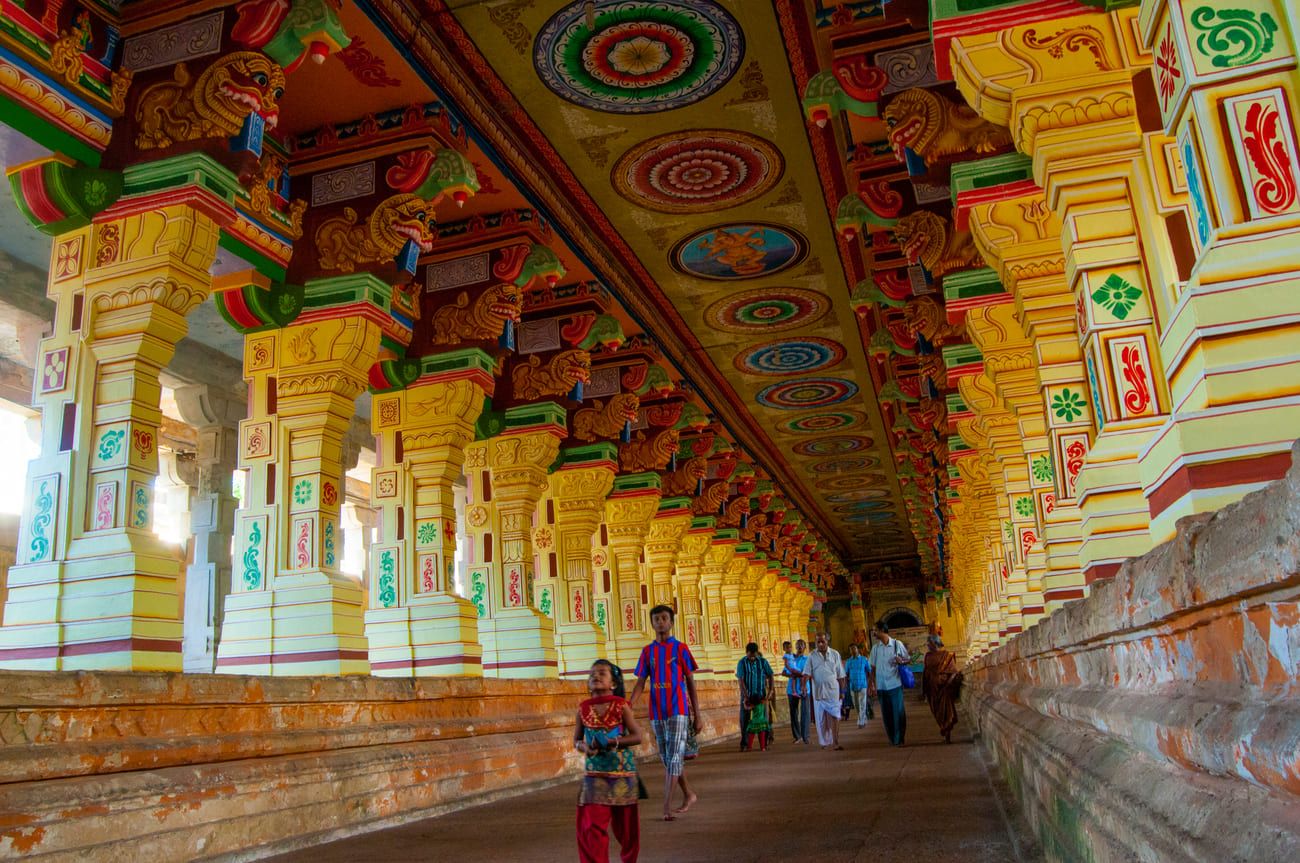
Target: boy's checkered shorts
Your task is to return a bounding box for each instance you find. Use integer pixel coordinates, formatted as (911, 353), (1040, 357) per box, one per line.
(650, 715), (691, 776)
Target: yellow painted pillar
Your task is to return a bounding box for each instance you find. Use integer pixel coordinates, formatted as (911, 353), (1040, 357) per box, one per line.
(218, 274), (396, 675)
(476, 404), (565, 678)
(545, 446), (616, 678)
(364, 350), (493, 676)
(1136, 0), (1300, 539)
(644, 496), (692, 609)
(755, 561), (780, 654)
(1, 155), (238, 670)
(740, 553), (766, 645)
(673, 517), (714, 668)
(603, 473), (661, 668)
(698, 527), (738, 680)
(721, 544), (751, 665)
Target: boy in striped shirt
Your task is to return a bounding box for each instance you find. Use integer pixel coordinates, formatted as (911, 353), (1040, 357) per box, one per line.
(629, 604), (702, 821)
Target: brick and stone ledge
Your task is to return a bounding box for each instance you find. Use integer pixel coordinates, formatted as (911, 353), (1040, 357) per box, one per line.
(964, 440), (1300, 861)
(0, 674), (754, 861)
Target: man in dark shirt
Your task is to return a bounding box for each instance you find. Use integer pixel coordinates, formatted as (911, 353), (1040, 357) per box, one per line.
(735, 642), (774, 751)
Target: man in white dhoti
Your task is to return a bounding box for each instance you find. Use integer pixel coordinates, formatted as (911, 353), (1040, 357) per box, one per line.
(807, 632), (846, 750)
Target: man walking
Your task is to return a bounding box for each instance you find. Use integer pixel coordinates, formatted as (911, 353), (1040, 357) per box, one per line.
(807, 632), (846, 750)
(868, 622), (910, 746)
(735, 642), (774, 751)
(630, 605), (702, 820)
(782, 639), (811, 744)
(845, 642), (873, 728)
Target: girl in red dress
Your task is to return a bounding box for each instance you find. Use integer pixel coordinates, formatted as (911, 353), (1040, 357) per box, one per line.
(574, 659), (643, 863)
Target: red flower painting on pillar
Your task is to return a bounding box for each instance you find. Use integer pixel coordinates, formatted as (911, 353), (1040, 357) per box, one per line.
(1120, 344), (1152, 415)
(508, 568), (522, 606)
(624, 601), (636, 632)
(1155, 22), (1181, 113)
(574, 590), (585, 622)
(1242, 100), (1297, 215)
(421, 556), (435, 593)
(711, 621), (721, 643)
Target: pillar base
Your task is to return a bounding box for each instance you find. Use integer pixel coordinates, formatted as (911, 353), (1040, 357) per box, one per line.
(479, 608), (557, 678)
(555, 620), (608, 678)
(702, 643), (734, 682)
(613, 631), (650, 671)
(216, 577), (368, 676)
(365, 593), (483, 677)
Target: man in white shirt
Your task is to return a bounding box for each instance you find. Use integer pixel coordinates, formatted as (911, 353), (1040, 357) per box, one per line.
(807, 632), (846, 750)
(868, 622), (910, 746)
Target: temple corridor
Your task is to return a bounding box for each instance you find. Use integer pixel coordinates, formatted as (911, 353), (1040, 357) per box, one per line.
(262, 709), (1030, 863)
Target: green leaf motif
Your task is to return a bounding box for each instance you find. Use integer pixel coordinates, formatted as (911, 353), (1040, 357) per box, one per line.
(471, 572), (487, 618)
(596, 602), (607, 632)
(1190, 6), (1278, 68)
(29, 480), (54, 562)
(324, 521), (336, 567)
(97, 429), (125, 461)
(1051, 389), (1086, 423)
(292, 479), (312, 505)
(417, 522), (438, 545)
(243, 522), (262, 590)
(83, 178), (108, 208)
(1091, 274), (1142, 320)
(1014, 496), (1035, 518)
(539, 587), (552, 616)
(378, 550), (396, 607)
(1031, 454), (1054, 484)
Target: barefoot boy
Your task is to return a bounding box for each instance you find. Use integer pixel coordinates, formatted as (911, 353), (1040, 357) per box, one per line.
(629, 604), (702, 821)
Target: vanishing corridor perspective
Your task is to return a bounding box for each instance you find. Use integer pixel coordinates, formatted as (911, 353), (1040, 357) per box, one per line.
(0, 0), (1296, 860)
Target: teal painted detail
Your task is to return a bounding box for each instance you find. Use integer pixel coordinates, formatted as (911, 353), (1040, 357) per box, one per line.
(378, 550), (396, 607)
(132, 486), (149, 529)
(1086, 354), (1106, 429)
(97, 429), (124, 461)
(28, 480), (53, 562)
(1182, 139), (1212, 246)
(292, 479), (313, 505)
(324, 521), (336, 567)
(471, 570), (487, 618)
(243, 522), (263, 590)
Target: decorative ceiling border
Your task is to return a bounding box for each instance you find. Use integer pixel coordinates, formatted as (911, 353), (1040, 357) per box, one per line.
(364, 0), (851, 556)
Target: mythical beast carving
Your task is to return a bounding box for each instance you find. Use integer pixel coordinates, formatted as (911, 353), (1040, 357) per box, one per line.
(315, 193), (434, 273)
(430, 284), (522, 345)
(883, 88), (1012, 163)
(511, 348), (591, 401)
(619, 428), (679, 473)
(572, 393), (639, 442)
(891, 211), (980, 278)
(135, 52), (286, 149)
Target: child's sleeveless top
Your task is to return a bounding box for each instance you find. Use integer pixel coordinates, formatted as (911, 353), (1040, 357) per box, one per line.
(579, 695), (638, 806)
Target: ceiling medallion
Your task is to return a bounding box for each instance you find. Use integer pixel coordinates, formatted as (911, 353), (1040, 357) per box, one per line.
(823, 489), (888, 502)
(815, 470), (882, 489)
(612, 130), (784, 213)
(534, 1), (743, 114)
(670, 223), (808, 280)
(735, 338), (845, 377)
(778, 410), (865, 434)
(755, 376), (857, 409)
(792, 435), (870, 456)
(704, 287), (830, 334)
(807, 456), (873, 473)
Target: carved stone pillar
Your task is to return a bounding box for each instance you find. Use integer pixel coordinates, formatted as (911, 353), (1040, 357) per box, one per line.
(720, 545), (751, 660)
(1, 156), (238, 671)
(672, 517), (714, 668)
(740, 554), (767, 645)
(604, 473), (661, 668)
(699, 528), (737, 681)
(643, 496), (692, 609)
(173, 384), (243, 673)
(542, 446), (616, 677)
(364, 350), (493, 676)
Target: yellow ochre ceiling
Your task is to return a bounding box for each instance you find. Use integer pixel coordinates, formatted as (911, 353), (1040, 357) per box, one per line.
(447, 0), (910, 562)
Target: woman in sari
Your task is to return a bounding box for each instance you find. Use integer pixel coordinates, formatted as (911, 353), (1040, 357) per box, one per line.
(921, 635), (962, 743)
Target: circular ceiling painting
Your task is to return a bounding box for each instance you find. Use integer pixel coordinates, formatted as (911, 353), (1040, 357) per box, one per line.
(671, 223), (808, 280)
(834, 501), (889, 513)
(735, 338), (845, 377)
(824, 489), (888, 503)
(792, 435), (871, 456)
(815, 471), (882, 490)
(534, 1), (743, 114)
(778, 411), (866, 435)
(808, 456), (873, 473)
(756, 377), (857, 410)
(704, 288), (830, 334)
(613, 130), (783, 213)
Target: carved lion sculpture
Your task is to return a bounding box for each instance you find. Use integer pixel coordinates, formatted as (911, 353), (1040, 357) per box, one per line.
(430, 284), (522, 345)
(906, 296), (964, 346)
(891, 211), (980, 279)
(572, 393), (640, 442)
(663, 456), (707, 496)
(511, 348), (591, 401)
(619, 428), (680, 473)
(719, 495), (751, 527)
(135, 51), (286, 149)
(692, 480), (728, 515)
(883, 88), (1012, 163)
(315, 193), (434, 273)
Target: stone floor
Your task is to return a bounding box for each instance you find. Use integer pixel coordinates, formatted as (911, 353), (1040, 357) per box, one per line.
(261, 699), (1037, 863)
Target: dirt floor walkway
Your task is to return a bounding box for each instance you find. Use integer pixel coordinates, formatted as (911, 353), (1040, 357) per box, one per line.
(261, 699), (1033, 863)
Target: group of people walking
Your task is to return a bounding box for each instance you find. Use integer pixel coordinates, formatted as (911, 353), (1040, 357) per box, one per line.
(572, 605), (964, 862)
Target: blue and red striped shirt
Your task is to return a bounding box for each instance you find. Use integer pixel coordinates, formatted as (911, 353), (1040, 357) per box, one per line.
(635, 637), (698, 720)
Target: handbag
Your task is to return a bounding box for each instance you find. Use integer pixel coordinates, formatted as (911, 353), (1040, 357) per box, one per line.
(896, 642), (916, 689)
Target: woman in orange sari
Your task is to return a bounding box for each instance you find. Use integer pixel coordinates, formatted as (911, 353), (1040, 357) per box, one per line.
(921, 635), (962, 743)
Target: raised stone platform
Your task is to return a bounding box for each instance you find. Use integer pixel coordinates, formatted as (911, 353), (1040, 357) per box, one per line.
(964, 441), (1300, 862)
(0, 673), (749, 860)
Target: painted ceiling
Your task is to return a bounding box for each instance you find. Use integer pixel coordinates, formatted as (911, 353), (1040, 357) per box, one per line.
(434, 0), (913, 564)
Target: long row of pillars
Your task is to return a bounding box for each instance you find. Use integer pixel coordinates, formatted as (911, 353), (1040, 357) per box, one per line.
(929, 0), (1300, 655)
(0, 194), (816, 674)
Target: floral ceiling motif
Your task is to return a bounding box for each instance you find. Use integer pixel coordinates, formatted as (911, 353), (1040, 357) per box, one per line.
(611, 129), (784, 213)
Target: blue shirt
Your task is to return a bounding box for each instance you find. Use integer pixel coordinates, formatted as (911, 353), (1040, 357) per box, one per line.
(868, 638), (908, 691)
(735, 655), (774, 699)
(783, 652), (809, 696)
(845, 655), (870, 691)
(635, 637), (698, 720)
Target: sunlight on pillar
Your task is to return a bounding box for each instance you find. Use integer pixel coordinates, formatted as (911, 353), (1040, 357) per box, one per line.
(0, 404), (40, 515)
(453, 480), (467, 598)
